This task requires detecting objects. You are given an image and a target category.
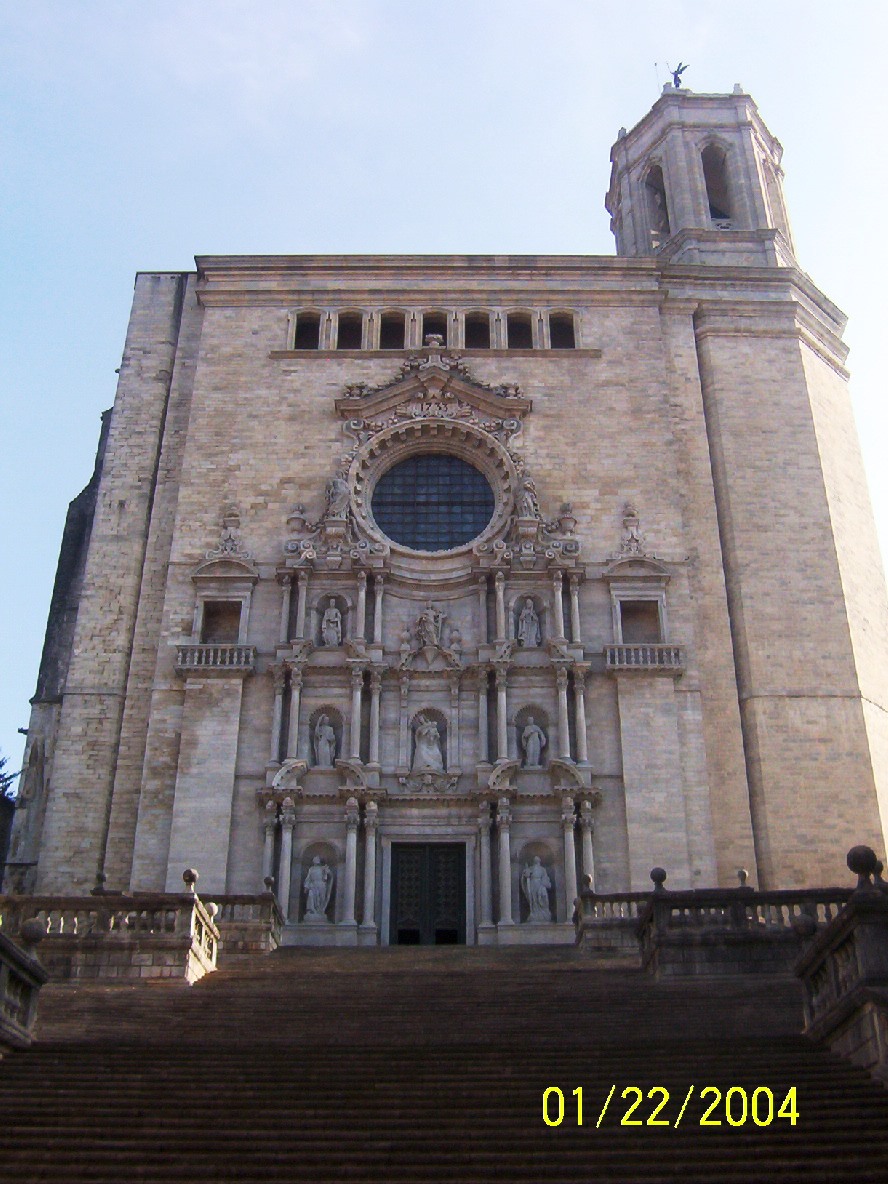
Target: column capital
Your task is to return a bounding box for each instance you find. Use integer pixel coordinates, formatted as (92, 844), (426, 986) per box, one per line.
(580, 813), (595, 835)
(345, 796), (361, 829)
(555, 666), (569, 690)
(449, 674), (461, 700)
(264, 800), (278, 832)
(281, 796), (296, 828)
(272, 664), (288, 693)
(297, 569), (309, 587)
(357, 569), (367, 589)
(495, 570), (505, 588)
(369, 668), (383, 693)
(569, 572), (582, 590)
(551, 569), (564, 587)
(494, 665), (508, 689)
(374, 572), (385, 588)
(279, 572), (293, 588)
(365, 799), (379, 829)
(477, 802), (492, 831)
(399, 671), (411, 699)
(476, 573), (488, 588)
(350, 666), (365, 689)
(561, 795), (577, 827)
(496, 796), (512, 827)
(572, 663), (590, 684)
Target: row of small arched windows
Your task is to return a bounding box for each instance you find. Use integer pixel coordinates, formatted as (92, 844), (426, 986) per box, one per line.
(289, 308), (577, 351)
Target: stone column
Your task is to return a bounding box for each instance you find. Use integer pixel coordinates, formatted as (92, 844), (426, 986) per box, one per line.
(569, 574), (582, 644)
(279, 574), (293, 645)
(349, 667), (364, 760)
(478, 802), (493, 929)
(269, 664), (286, 764)
(286, 664), (303, 759)
(476, 668), (489, 763)
(551, 570), (566, 640)
(262, 801), (277, 886)
(278, 797), (296, 921)
(495, 666), (509, 761)
(398, 674), (410, 769)
(580, 800), (596, 891)
(477, 576), (489, 644)
(295, 571), (309, 639)
(356, 570), (367, 641)
(562, 796), (578, 920)
(448, 676), (460, 770)
(573, 666), (589, 764)
(342, 797), (360, 926)
(496, 797), (513, 925)
(360, 800), (379, 933)
(368, 669), (382, 766)
(494, 571), (507, 641)
(555, 666), (571, 759)
(372, 575), (385, 645)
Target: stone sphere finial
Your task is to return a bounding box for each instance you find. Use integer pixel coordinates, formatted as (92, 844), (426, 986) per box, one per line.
(182, 868), (199, 892)
(650, 867), (667, 893)
(737, 868), (749, 888)
(263, 876), (275, 892)
(206, 903), (219, 919)
(847, 845), (878, 890)
(19, 918), (46, 948)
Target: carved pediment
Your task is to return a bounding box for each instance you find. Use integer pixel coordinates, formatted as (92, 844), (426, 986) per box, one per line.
(334, 346), (532, 438)
(602, 555), (670, 581)
(192, 555), (259, 582)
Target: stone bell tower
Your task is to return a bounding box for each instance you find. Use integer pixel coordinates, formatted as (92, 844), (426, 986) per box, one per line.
(605, 85), (795, 266)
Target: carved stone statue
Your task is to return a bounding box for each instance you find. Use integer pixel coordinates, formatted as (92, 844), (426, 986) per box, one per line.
(321, 598), (342, 646)
(314, 714), (337, 768)
(521, 717), (547, 768)
(303, 856), (334, 919)
(416, 602), (445, 648)
(412, 713), (444, 772)
(521, 856), (553, 922)
(517, 598), (541, 647)
(324, 475), (351, 520)
(517, 478), (540, 519)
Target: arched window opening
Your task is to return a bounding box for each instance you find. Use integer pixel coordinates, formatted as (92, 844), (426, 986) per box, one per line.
(422, 311), (449, 345)
(464, 312), (491, 349)
(549, 313), (576, 350)
(644, 165), (671, 248)
(293, 311), (321, 350)
(379, 311), (406, 349)
(507, 312), (534, 349)
(336, 312), (362, 350)
(701, 145), (732, 225)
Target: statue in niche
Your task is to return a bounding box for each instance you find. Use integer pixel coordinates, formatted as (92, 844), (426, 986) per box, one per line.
(412, 713), (444, 772)
(517, 477), (540, 519)
(303, 856), (334, 919)
(521, 856), (553, 923)
(321, 598), (342, 646)
(324, 475), (351, 521)
(416, 602), (445, 649)
(517, 598), (541, 647)
(314, 714), (337, 768)
(521, 717), (547, 769)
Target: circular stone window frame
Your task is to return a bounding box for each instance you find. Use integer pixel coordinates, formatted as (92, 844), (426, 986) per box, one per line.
(350, 419), (519, 561)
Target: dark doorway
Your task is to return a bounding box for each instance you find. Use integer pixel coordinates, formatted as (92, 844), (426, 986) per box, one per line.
(390, 843), (466, 945)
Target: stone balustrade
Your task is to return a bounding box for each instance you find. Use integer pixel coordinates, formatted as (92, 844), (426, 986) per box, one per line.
(637, 881), (852, 977)
(0, 927), (48, 1058)
(0, 887), (220, 983)
(574, 889), (652, 958)
(175, 644), (256, 672)
(795, 846), (888, 1084)
(605, 644), (684, 672)
(204, 893), (283, 962)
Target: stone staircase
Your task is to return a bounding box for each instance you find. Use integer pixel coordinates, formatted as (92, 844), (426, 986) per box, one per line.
(0, 946), (887, 1183)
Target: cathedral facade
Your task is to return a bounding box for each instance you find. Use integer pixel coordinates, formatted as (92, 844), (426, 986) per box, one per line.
(8, 88), (888, 946)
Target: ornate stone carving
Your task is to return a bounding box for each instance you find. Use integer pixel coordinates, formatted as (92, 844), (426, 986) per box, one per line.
(521, 856), (553, 923)
(206, 505), (252, 562)
(397, 770), (461, 794)
(303, 856), (334, 921)
(313, 715), (337, 768)
(271, 759), (308, 791)
(412, 713), (444, 772)
(320, 599), (342, 647)
(620, 503), (647, 556)
(521, 717), (547, 768)
(398, 603), (462, 673)
(516, 598), (541, 647)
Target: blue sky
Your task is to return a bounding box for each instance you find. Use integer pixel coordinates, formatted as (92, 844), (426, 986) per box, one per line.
(1, 0), (886, 774)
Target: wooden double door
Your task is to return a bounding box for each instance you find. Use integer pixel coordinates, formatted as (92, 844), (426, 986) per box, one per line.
(390, 843), (466, 945)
